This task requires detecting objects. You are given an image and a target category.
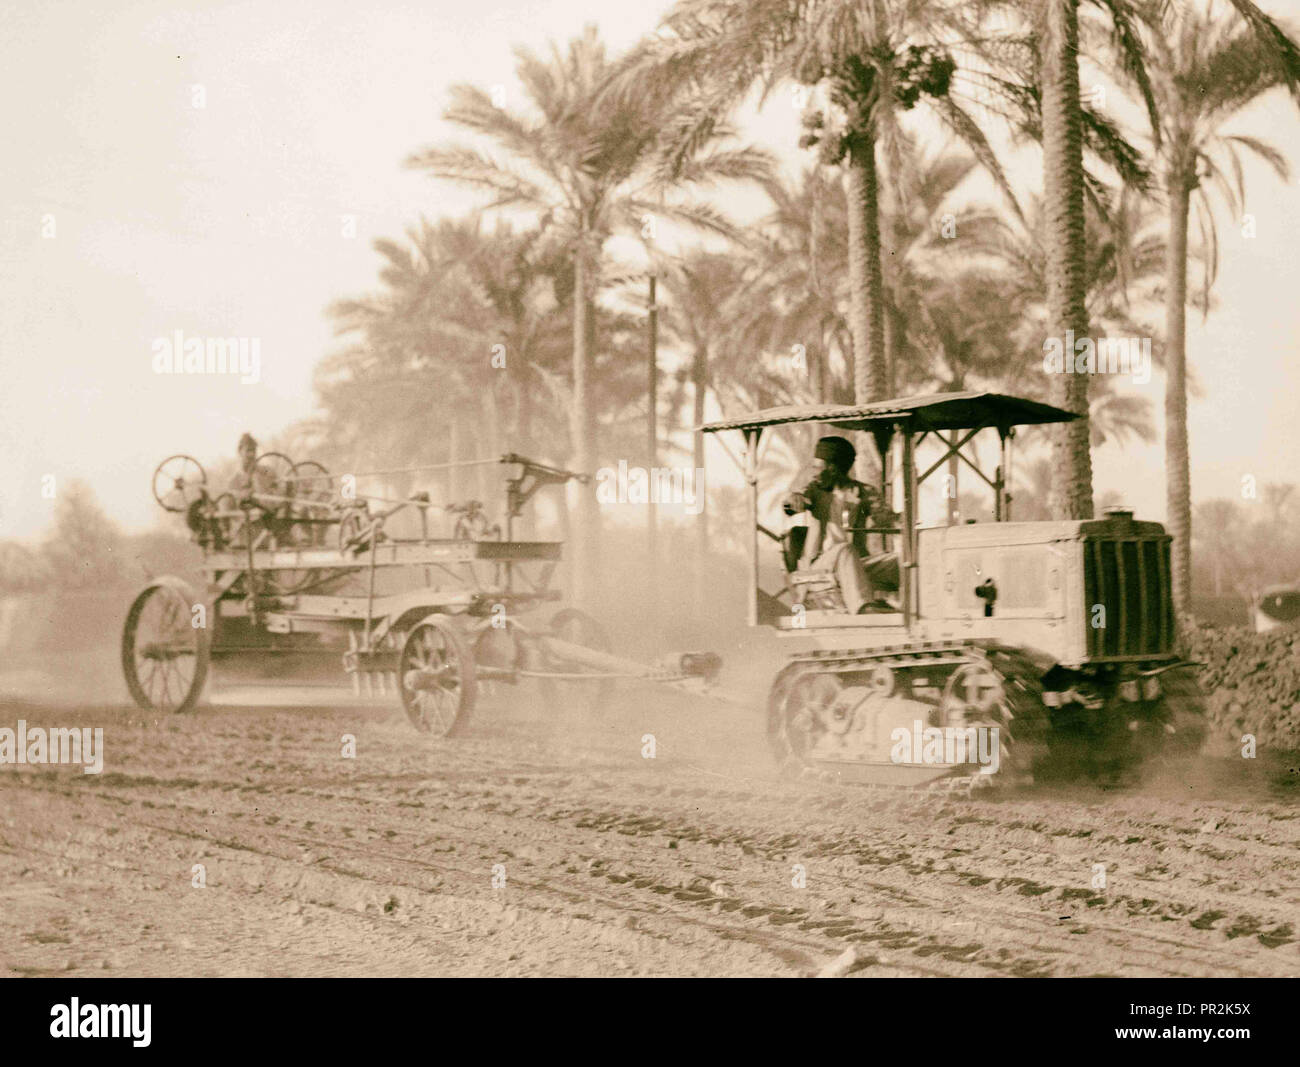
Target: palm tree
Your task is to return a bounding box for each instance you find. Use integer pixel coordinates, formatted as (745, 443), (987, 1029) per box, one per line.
(733, 167), (852, 404)
(406, 27), (768, 600)
(967, 186), (1172, 445)
(878, 146), (995, 393)
(1193, 498), (1246, 598)
(971, 0), (1163, 520)
(629, 249), (750, 611)
(1131, 0), (1300, 615)
(321, 217), (572, 490)
(620, 0), (1020, 403)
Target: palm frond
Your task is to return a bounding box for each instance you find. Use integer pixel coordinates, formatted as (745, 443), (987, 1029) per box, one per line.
(1222, 133), (1291, 181)
(404, 145), (550, 212)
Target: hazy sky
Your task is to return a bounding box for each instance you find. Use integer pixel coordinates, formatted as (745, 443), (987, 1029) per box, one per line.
(2, 0), (1298, 541)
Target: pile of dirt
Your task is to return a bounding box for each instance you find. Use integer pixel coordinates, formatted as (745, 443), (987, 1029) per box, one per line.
(1181, 622), (1300, 752)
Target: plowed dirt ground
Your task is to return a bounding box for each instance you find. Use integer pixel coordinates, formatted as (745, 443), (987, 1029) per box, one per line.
(2, 679), (1297, 977)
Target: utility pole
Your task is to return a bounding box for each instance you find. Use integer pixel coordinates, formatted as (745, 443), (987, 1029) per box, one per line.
(647, 272), (658, 582)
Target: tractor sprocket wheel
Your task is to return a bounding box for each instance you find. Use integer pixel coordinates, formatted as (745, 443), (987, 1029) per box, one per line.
(767, 667), (842, 777)
(939, 660), (1023, 777)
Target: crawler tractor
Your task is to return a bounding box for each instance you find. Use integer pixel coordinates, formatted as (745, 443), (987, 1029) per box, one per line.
(702, 391), (1206, 787)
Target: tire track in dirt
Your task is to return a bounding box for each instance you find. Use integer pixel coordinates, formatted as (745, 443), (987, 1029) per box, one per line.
(2, 697), (1297, 976)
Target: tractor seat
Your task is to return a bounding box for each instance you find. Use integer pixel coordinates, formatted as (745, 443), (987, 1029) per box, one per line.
(783, 527), (840, 607)
(862, 551), (900, 592)
(781, 526), (900, 613)
(789, 569), (845, 611)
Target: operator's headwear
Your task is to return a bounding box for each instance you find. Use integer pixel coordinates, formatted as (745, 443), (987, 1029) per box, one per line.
(814, 435), (856, 471)
(238, 433), (257, 450)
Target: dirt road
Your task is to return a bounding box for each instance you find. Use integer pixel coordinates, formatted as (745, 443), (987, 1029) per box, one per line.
(1, 683), (1297, 977)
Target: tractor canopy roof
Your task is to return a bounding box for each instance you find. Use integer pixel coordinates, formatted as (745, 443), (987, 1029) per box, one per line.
(700, 390), (1080, 435)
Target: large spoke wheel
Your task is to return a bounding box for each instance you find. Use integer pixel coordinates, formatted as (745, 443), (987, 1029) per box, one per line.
(152, 455), (207, 513)
(122, 581), (209, 713)
(399, 618), (476, 736)
(539, 608), (615, 715)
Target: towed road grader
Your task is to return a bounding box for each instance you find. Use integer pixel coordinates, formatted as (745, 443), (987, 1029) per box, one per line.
(124, 450), (720, 732)
(125, 390), (1203, 789)
(702, 390), (1206, 788)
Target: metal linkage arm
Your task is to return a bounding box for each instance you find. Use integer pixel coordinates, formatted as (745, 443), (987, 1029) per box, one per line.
(500, 453), (590, 527)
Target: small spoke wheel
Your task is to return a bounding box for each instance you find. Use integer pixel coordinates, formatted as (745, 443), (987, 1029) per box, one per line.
(289, 460), (333, 547)
(399, 617), (476, 736)
(289, 460), (332, 500)
(152, 455), (207, 513)
(213, 492), (245, 548)
(539, 608), (615, 715)
(122, 581), (209, 713)
(253, 451), (296, 498)
(247, 451), (296, 552)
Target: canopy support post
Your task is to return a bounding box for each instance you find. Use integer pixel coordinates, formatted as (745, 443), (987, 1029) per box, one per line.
(1003, 428), (1015, 521)
(743, 427), (762, 628)
(900, 424), (916, 630)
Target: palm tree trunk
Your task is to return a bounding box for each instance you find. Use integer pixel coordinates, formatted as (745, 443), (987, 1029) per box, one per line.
(846, 131), (887, 403)
(484, 380), (501, 511)
(1041, 0), (1095, 520)
(813, 319), (827, 403)
(570, 237), (597, 604)
(691, 343), (708, 596)
(449, 418), (462, 504)
(1165, 169), (1194, 616)
(883, 303), (897, 398)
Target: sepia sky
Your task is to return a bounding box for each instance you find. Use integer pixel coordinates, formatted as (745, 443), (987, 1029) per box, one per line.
(2, 0), (1299, 541)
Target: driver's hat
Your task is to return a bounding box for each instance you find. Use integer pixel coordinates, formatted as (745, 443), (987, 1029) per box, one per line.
(814, 435), (856, 470)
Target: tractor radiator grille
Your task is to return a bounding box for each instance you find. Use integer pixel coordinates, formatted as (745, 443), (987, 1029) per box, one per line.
(1082, 537), (1175, 658)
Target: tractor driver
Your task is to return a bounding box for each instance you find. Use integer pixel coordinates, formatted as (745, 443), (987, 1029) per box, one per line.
(782, 435), (898, 613)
